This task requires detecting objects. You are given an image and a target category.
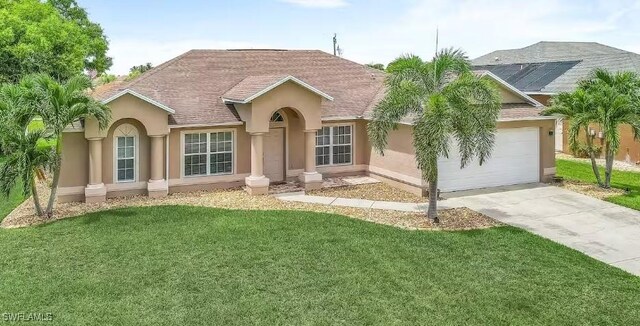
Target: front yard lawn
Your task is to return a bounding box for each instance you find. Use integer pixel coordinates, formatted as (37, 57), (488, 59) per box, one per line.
(557, 159), (640, 210)
(1, 206), (639, 325)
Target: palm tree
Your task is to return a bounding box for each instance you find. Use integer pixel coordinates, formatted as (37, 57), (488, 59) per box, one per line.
(544, 90), (605, 186)
(23, 74), (110, 217)
(0, 84), (53, 216)
(544, 68), (640, 188)
(368, 49), (502, 222)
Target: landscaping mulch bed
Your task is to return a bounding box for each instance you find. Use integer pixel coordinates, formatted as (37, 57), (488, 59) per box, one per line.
(309, 182), (424, 203)
(377, 207), (502, 231)
(2, 184), (497, 231)
(556, 180), (626, 200)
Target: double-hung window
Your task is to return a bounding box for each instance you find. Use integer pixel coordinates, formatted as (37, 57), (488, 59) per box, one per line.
(315, 125), (352, 166)
(184, 131), (233, 177)
(116, 136), (136, 182)
(114, 123), (138, 183)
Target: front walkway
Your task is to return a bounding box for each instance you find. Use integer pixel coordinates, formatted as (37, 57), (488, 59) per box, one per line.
(276, 184), (640, 276)
(275, 192), (432, 212)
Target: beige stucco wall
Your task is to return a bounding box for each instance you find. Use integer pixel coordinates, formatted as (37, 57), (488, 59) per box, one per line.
(85, 94), (170, 138)
(284, 108), (305, 170)
(238, 81), (324, 133)
(59, 132), (89, 188)
(103, 119), (151, 184)
(498, 84), (527, 104)
(367, 123), (424, 187)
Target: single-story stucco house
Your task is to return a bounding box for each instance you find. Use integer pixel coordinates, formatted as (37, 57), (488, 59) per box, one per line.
(58, 49), (557, 203)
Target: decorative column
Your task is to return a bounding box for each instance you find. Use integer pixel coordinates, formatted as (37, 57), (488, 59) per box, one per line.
(245, 132), (270, 195)
(147, 135), (168, 198)
(299, 130), (323, 190)
(85, 137), (107, 203)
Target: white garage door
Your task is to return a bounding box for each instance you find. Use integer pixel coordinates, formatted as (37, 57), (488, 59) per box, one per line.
(437, 127), (540, 192)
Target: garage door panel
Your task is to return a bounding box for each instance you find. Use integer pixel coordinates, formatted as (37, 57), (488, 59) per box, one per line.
(438, 127), (540, 192)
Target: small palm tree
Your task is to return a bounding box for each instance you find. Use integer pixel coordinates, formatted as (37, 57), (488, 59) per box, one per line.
(544, 68), (640, 188)
(22, 74), (110, 217)
(368, 49), (501, 222)
(0, 85), (53, 216)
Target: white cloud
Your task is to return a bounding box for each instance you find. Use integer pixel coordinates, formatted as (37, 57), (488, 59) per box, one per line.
(107, 39), (269, 75)
(341, 0), (640, 66)
(279, 0), (347, 8)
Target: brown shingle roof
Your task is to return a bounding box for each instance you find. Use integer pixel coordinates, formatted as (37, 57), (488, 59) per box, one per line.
(222, 75), (289, 102)
(94, 49), (386, 125)
(93, 49), (546, 125)
(498, 104), (546, 120)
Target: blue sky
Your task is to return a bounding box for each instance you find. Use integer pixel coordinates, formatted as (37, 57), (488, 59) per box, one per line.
(78, 0), (640, 75)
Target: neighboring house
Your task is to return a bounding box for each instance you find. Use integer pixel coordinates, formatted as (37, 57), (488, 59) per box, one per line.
(473, 41), (640, 162)
(58, 49), (556, 203)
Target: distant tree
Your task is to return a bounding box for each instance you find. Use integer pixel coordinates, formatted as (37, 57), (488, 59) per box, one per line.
(368, 49), (501, 222)
(366, 63), (385, 71)
(0, 0), (112, 83)
(96, 74), (117, 86)
(127, 63), (154, 80)
(544, 68), (640, 188)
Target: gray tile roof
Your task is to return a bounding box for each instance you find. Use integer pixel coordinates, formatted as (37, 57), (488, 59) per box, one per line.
(472, 42), (640, 93)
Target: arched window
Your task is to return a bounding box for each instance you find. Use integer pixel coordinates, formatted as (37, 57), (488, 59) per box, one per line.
(113, 124), (138, 183)
(270, 111), (285, 122)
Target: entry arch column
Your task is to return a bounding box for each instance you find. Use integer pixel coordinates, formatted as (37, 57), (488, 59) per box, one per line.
(245, 132), (270, 195)
(85, 137), (107, 203)
(299, 129), (323, 190)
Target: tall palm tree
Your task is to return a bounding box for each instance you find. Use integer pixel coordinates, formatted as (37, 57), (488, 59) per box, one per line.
(368, 49), (501, 222)
(544, 68), (640, 188)
(0, 84), (53, 216)
(23, 74), (110, 217)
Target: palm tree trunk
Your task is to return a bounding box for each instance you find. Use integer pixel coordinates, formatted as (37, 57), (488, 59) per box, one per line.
(604, 142), (614, 189)
(585, 128), (604, 187)
(427, 177), (439, 223)
(45, 139), (62, 218)
(30, 175), (44, 217)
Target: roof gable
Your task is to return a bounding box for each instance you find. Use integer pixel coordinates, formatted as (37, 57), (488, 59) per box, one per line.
(475, 71), (542, 106)
(101, 89), (176, 114)
(222, 75), (333, 104)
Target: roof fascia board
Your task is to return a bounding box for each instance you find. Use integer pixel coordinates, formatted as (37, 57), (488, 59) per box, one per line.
(102, 89), (176, 114)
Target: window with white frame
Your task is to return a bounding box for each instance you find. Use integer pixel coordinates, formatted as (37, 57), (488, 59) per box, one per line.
(184, 131), (233, 177)
(315, 125), (352, 166)
(114, 124), (138, 183)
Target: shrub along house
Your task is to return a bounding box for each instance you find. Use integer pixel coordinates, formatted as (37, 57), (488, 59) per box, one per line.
(58, 49), (556, 203)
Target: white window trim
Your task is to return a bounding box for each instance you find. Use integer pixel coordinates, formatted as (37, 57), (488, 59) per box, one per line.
(180, 128), (237, 178)
(113, 124), (139, 184)
(316, 123), (355, 167)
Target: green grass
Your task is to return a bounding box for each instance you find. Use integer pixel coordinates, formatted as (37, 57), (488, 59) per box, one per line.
(0, 155), (26, 220)
(1, 206), (638, 325)
(557, 159), (640, 210)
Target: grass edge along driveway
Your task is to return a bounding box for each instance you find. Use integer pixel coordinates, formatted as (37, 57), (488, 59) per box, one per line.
(556, 159), (640, 210)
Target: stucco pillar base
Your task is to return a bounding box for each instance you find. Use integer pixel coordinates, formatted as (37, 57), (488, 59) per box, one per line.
(84, 183), (107, 203)
(147, 179), (168, 198)
(299, 172), (323, 190)
(245, 176), (270, 195)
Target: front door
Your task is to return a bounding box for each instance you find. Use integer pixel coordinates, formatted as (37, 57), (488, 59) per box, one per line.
(264, 128), (285, 183)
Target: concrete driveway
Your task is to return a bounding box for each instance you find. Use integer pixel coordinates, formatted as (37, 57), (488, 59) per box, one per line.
(443, 184), (640, 276)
